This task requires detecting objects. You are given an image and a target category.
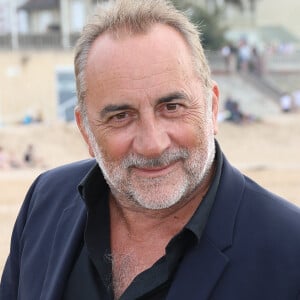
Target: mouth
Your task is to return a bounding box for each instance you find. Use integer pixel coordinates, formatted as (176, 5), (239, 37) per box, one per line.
(131, 161), (179, 178)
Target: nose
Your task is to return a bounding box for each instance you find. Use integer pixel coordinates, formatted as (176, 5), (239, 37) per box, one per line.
(132, 117), (171, 158)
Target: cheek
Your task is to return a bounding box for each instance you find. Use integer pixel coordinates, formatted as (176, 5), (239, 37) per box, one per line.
(177, 119), (214, 154)
(168, 121), (204, 149)
(95, 129), (134, 162)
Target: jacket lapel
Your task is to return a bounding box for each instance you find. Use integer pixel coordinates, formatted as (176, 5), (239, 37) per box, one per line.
(40, 195), (86, 300)
(167, 235), (229, 300)
(167, 155), (245, 300)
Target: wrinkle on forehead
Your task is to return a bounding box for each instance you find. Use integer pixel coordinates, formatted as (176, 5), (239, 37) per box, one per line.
(86, 24), (195, 73)
(92, 66), (189, 90)
(85, 23), (202, 105)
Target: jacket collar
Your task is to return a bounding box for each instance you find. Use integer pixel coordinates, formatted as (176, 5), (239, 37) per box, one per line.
(205, 154), (245, 250)
(167, 154), (245, 299)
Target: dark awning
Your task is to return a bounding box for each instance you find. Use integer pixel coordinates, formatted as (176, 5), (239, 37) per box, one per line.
(18, 0), (59, 11)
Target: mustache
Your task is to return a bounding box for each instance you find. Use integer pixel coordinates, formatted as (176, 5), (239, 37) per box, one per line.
(121, 148), (189, 169)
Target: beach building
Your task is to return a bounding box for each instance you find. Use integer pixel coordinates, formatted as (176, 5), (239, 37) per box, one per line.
(0, 0), (299, 125)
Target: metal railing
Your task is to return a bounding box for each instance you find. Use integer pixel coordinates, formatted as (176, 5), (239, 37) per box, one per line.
(0, 33), (80, 50)
(1, 33), (300, 73)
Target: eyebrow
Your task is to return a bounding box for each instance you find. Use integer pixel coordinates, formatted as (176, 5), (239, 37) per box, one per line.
(100, 91), (188, 118)
(157, 91), (187, 104)
(100, 104), (133, 118)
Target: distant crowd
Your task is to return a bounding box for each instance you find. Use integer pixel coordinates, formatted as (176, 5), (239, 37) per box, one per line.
(221, 40), (264, 75)
(0, 144), (44, 170)
(221, 39), (298, 76)
(220, 38), (300, 122)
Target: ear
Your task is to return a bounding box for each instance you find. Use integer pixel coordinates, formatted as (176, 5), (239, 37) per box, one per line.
(211, 82), (219, 135)
(74, 106), (96, 157)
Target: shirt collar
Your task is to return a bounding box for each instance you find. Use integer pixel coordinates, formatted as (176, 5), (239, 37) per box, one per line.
(78, 162), (108, 207)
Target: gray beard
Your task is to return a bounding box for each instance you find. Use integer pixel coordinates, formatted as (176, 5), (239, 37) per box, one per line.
(94, 139), (215, 210)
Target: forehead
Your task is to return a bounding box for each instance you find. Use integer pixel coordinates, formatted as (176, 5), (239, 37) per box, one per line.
(85, 24), (199, 101)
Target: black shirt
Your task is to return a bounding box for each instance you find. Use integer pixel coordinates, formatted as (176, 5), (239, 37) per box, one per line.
(63, 143), (223, 300)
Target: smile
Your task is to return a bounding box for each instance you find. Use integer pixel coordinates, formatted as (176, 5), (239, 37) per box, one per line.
(131, 161), (179, 178)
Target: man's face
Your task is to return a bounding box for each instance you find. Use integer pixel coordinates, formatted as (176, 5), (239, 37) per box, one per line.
(76, 24), (219, 210)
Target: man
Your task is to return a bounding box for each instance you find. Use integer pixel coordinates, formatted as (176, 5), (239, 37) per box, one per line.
(1, 0), (300, 299)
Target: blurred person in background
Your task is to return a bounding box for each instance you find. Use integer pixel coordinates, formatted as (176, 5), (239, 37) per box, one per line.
(1, 1), (300, 299)
(23, 144), (35, 167)
(280, 91), (293, 113)
(0, 146), (10, 169)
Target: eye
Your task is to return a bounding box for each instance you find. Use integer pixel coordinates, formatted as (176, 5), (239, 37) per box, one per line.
(162, 102), (185, 116)
(166, 103), (179, 111)
(108, 111), (136, 128)
(113, 112), (128, 120)
(159, 101), (186, 118)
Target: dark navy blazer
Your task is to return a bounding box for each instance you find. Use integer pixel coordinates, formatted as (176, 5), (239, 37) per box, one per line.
(1, 156), (300, 300)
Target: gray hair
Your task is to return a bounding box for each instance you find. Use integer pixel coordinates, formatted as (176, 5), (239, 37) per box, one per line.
(74, 0), (213, 115)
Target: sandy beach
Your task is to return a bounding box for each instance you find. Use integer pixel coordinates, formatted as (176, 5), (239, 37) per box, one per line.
(1, 113), (300, 274)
